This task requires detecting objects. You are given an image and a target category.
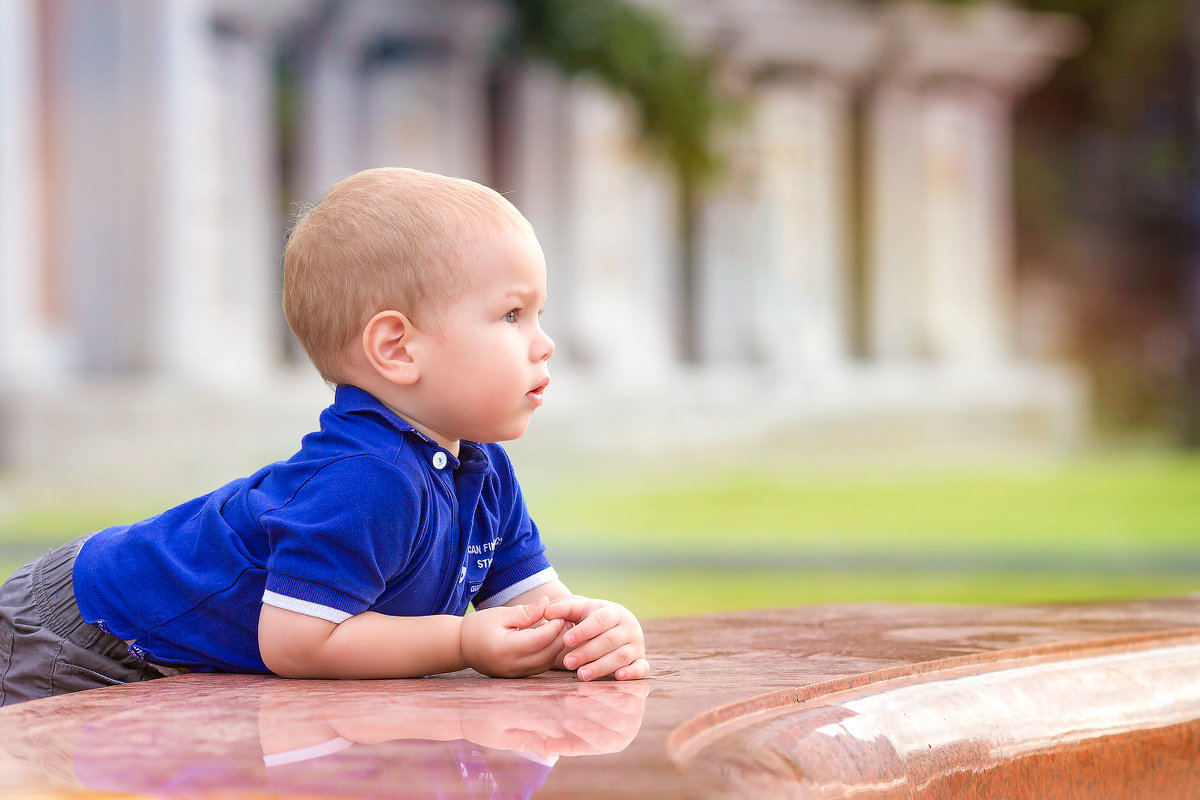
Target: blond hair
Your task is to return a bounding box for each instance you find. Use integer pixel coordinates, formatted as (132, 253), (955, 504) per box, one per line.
(283, 167), (531, 383)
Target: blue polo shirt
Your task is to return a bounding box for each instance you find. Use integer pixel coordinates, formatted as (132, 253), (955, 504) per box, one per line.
(72, 385), (557, 673)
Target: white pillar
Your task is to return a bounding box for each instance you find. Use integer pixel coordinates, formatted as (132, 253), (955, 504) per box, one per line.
(211, 25), (281, 380)
(359, 50), (489, 183)
(564, 79), (677, 376)
(152, 0), (237, 384)
(866, 0), (1083, 365)
(866, 81), (925, 359)
(299, 0), (500, 198)
(751, 78), (854, 374)
(921, 85), (1011, 362)
(696, 170), (757, 364)
(687, 0), (884, 372)
(868, 82), (1014, 363)
(298, 40), (359, 202)
(0, 0), (53, 387)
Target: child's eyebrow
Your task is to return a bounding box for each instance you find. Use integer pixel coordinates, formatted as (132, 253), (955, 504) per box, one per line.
(500, 286), (542, 303)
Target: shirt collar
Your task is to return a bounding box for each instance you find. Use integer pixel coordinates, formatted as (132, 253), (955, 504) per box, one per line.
(332, 384), (486, 472)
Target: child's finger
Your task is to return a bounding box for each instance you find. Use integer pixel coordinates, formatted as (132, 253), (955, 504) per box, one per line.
(613, 657), (650, 681)
(517, 617), (566, 651)
(559, 606), (622, 648)
(498, 618), (566, 676)
(542, 597), (596, 625)
(519, 619), (570, 673)
(561, 627), (624, 670)
(514, 596), (551, 627)
(573, 643), (645, 682)
(494, 596), (550, 631)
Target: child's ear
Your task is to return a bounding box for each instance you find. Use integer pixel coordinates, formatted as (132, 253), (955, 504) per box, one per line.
(362, 310), (419, 385)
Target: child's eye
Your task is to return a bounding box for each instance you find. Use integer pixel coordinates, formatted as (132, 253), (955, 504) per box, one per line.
(503, 309), (519, 324)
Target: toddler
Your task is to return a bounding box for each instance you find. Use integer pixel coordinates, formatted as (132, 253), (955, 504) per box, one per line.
(0, 167), (648, 706)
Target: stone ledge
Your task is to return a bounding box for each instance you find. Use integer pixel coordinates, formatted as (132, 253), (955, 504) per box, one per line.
(1, 597), (1197, 798)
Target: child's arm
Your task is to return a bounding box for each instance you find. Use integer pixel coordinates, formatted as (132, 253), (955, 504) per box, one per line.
(500, 581), (650, 682)
(258, 597), (566, 680)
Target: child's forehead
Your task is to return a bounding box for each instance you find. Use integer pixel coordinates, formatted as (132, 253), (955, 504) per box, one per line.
(458, 222), (542, 262)
(452, 228), (545, 289)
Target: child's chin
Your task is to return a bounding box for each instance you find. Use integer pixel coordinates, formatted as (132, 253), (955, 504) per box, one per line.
(499, 419), (533, 442)
(473, 423), (530, 444)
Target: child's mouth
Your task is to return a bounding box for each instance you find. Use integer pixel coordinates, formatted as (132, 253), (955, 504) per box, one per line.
(526, 377), (550, 407)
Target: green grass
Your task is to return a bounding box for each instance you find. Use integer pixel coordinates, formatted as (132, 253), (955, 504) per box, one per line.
(2, 451), (1198, 616)
(529, 452), (1200, 558)
(525, 450), (1200, 614)
(563, 569), (1200, 619)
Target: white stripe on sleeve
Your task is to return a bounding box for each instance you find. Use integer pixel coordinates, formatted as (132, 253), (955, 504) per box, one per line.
(262, 590), (353, 624)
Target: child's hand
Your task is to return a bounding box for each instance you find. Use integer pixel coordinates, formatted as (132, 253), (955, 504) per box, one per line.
(460, 596), (566, 678)
(543, 597), (649, 682)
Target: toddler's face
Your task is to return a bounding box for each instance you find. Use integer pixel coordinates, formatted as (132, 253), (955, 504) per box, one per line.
(413, 227), (554, 448)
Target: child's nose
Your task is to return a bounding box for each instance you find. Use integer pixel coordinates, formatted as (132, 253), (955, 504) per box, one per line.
(533, 327), (555, 361)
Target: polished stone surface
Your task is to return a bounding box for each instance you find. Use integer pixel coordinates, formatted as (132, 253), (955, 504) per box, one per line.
(1, 598), (1199, 798)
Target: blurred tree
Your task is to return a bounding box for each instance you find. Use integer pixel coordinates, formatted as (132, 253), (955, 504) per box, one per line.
(497, 0), (732, 362)
(498, 0), (722, 182)
(859, 0), (1199, 445)
(1011, 0), (1200, 445)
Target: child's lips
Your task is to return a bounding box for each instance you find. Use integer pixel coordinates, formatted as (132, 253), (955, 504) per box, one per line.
(526, 377), (550, 407)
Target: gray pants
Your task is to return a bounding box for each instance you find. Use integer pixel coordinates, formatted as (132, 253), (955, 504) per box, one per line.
(0, 535), (173, 707)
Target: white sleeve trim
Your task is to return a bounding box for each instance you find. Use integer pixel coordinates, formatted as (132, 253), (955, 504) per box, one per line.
(262, 590), (353, 624)
(474, 567), (559, 610)
(263, 737), (354, 768)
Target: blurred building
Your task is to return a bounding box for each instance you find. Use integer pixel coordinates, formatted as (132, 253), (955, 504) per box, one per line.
(0, 0), (1086, 482)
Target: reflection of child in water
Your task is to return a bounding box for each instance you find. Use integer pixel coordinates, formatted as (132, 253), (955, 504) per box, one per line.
(262, 734), (557, 799)
(23, 680), (649, 799)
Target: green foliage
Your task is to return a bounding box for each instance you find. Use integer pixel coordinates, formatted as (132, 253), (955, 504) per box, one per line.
(497, 0), (729, 180)
(1000, 0), (1200, 439)
(1019, 0), (1190, 127)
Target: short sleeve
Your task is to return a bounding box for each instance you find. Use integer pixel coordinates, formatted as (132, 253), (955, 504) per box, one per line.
(472, 445), (556, 609)
(258, 456), (423, 623)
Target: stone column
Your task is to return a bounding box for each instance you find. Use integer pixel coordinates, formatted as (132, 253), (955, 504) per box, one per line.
(866, 1), (1083, 364)
(922, 85), (1012, 362)
(0, 0), (55, 387)
(209, 21), (283, 381)
(560, 79), (678, 377)
(866, 80), (923, 360)
(357, 42), (491, 183)
(297, 34), (360, 202)
(688, 0), (884, 373)
(751, 78), (856, 373)
(152, 0), (249, 385)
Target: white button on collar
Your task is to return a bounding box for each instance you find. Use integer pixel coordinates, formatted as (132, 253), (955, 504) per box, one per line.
(432, 451), (448, 470)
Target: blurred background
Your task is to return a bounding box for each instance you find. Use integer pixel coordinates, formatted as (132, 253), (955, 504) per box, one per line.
(0, 0), (1197, 616)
